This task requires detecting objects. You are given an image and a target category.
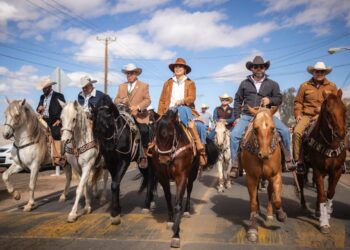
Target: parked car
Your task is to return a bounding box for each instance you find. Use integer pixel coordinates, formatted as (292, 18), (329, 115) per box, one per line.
(0, 144), (13, 168)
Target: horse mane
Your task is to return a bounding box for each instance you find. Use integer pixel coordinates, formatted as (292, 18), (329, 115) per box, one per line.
(22, 102), (47, 145)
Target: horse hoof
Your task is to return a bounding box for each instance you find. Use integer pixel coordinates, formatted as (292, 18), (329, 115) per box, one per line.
(247, 228), (258, 242)
(266, 215), (274, 224)
(170, 237), (180, 248)
(67, 214), (77, 223)
(23, 204), (32, 212)
(166, 222), (174, 230)
(58, 194), (66, 202)
(217, 187), (224, 193)
(111, 215), (121, 225)
(12, 191), (21, 200)
(320, 225), (331, 234)
(183, 212), (190, 218)
(84, 207), (92, 214)
(150, 201), (156, 210)
(141, 208), (150, 214)
(99, 197), (107, 206)
(225, 181), (232, 189)
(276, 210), (287, 222)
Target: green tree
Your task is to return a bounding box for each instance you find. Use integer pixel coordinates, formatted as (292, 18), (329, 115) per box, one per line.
(279, 87), (296, 127)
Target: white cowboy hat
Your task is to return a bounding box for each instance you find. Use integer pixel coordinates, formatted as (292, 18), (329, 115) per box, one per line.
(201, 103), (209, 109)
(122, 63), (142, 75)
(80, 75), (97, 88)
(147, 105), (154, 111)
(219, 93), (233, 104)
(36, 77), (56, 90)
(307, 61), (332, 75)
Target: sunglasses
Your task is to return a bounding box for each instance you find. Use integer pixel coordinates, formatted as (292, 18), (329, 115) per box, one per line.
(252, 65), (265, 70)
(314, 70), (326, 74)
(126, 71), (137, 75)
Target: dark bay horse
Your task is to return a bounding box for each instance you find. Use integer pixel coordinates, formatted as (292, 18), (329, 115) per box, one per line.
(152, 110), (219, 248)
(239, 106), (287, 242)
(92, 95), (155, 224)
(297, 89), (346, 234)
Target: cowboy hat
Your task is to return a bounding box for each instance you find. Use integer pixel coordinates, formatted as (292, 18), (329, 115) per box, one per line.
(36, 77), (56, 90)
(80, 75), (97, 88)
(307, 61), (332, 75)
(169, 58), (192, 74)
(246, 56), (270, 71)
(201, 103), (209, 109)
(219, 93), (233, 104)
(122, 63), (142, 76)
(147, 105), (154, 111)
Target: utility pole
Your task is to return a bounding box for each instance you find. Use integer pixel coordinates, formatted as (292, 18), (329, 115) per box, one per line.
(97, 36), (116, 94)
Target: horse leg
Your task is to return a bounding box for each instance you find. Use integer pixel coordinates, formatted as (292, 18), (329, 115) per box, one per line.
(2, 163), (23, 200)
(59, 163), (72, 202)
(296, 171), (306, 209)
(314, 170), (330, 233)
(184, 162), (198, 217)
(171, 174), (187, 248)
(100, 169), (109, 205)
(159, 177), (173, 229)
(266, 179), (274, 222)
(272, 173), (287, 222)
(142, 162), (156, 214)
(217, 157), (225, 193)
(325, 169), (342, 220)
(246, 175), (259, 242)
(83, 180), (92, 214)
(23, 162), (40, 212)
(225, 158), (232, 188)
(67, 165), (91, 222)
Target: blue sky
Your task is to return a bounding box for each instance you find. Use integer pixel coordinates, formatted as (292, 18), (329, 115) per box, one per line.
(1, 0), (350, 120)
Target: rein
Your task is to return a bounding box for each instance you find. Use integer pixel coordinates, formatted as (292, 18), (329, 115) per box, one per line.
(13, 141), (38, 166)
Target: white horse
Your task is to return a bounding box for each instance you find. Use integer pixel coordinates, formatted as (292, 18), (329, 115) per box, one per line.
(2, 99), (51, 211)
(214, 120), (232, 192)
(59, 100), (108, 223)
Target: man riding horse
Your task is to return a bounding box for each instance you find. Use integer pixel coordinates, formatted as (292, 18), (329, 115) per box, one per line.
(114, 63), (151, 168)
(230, 56), (296, 177)
(158, 58), (207, 168)
(293, 61), (340, 174)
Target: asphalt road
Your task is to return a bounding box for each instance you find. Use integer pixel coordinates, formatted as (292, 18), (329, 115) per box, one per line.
(0, 166), (350, 250)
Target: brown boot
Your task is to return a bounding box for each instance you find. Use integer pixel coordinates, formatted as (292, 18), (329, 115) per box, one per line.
(188, 121), (207, 168)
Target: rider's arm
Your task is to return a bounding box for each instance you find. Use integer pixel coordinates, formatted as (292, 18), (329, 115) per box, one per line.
(114, 85), (122, 105)
(183, 80), (196, 106)
(233, 82), (244, 120)
(138, 84), (151, 111)
(294, 84), (305, 118)
(158, 80), (169, 115)
(269, 81), (282, 106)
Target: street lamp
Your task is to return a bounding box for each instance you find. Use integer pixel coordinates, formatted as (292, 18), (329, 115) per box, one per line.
(328, 47), (350, 54)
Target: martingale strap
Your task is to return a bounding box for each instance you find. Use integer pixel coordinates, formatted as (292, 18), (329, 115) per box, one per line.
(307, 137), (345, 158)
(65, 141), (96, 156)
(240, 130), (280, 157)
(13, 141), (37, 167)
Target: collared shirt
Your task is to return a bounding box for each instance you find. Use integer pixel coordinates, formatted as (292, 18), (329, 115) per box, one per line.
(128, 80), (137, 94)
(80, 88), (96, 113)
(199, 111), (213, 128)
(250, 75), (265, 92)
(43, 90), (53, 117)
(170, 76), (187, 108)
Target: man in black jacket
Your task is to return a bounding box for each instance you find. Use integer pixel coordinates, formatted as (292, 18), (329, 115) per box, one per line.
(230, 56), (295, 176)
(37, 78), (66, 165)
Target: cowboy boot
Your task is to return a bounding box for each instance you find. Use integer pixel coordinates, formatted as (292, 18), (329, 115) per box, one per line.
(188, 120), (207, 167)
(53, 140), (66, 167)
(280, 142), (296, 172)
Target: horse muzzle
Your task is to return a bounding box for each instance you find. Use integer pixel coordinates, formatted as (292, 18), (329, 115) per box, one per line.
(258, 151), (269, 160)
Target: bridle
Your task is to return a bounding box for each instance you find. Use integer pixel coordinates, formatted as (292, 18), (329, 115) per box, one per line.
(155, 127), (179, 155)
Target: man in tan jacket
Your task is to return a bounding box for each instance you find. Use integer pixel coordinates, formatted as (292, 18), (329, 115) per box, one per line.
(114, 63), (151, 168)
(293, 62), (338, 173)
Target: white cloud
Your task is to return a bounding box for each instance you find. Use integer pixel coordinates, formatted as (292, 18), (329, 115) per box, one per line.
(35, 34), (44, 42)
(182, 0), (228, 8)
(112, 0), (169, 14)
(55, 27), (92, 45)
(0, 84), (8, 92)
(66, 70), (124, 88)
(343, 85), (350, 99)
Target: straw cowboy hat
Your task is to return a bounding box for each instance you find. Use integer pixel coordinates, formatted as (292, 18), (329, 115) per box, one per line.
(169, 58), (192, 74)
(246, 56), (270, 71)
(122, 63), (142, 76)
(36, 77), (56, 90)
(307, 61), (332, 75)
(201, 103), (209, 109)
(147, 105), (154, 111)
(219, 93), (233, 104)
(80, 76), (97, 88)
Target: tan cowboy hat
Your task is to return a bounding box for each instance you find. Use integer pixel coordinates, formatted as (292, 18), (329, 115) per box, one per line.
(36, 77), (56, 90)
(219, 93), (233, 104)
(122, 63), (142, 76)
(201, 103), (209, 109)
(80, 75), (97, 88)
(246, 55), (270, 71)
(169, 57), (192, 74)
(147, 105), (154, 111)
(307, 61), (332, 75)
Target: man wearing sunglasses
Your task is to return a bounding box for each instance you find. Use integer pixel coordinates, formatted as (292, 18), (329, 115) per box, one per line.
(293, 62), (338, 174)
(230, 56), (296, 177)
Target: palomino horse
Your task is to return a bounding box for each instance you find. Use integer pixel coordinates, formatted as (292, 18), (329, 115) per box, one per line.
(239, 106), (287, 242)
(297, 89), (346, 234)
(2, 99), (51, 211)
(152, 110), (219, 248)
(213, 120), (232, 192)
(59, 100), (108, 222)
(92, 95), (156, 225)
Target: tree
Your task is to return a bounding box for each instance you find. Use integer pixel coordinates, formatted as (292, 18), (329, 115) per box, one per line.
(279, 87), (296, 127)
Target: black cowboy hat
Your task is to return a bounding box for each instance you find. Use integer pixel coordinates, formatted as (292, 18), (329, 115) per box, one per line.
(246, 56), (270, 71)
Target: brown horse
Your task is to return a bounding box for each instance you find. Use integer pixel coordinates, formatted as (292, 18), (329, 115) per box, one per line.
(239, 106), (287, 242)
(297, 89), (346, 234)
(152, 109), (218, 248)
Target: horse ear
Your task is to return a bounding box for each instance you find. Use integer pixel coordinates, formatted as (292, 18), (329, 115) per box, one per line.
(337, 88), (343, 99)
(248, 105), (258, 116)
(21, 99), (26, 106)
(58, 99), (66, 108)
(73, 100), (79, 109)
(270, 106), (278, 116)
(5, 96), (10, 104)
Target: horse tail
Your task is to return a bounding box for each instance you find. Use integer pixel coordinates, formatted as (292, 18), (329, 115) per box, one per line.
(206, 138), (220, 166)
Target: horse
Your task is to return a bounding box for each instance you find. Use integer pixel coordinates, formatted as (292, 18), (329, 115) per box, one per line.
(213, 120), (232, 192)
(2, 99), (51, 212)
(59, 100), (108, 222)
(152, 109), (219, 248)
(92, 95), (156, 225)
(297, 89), (346, 234)
(239, 106), (287, 242)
